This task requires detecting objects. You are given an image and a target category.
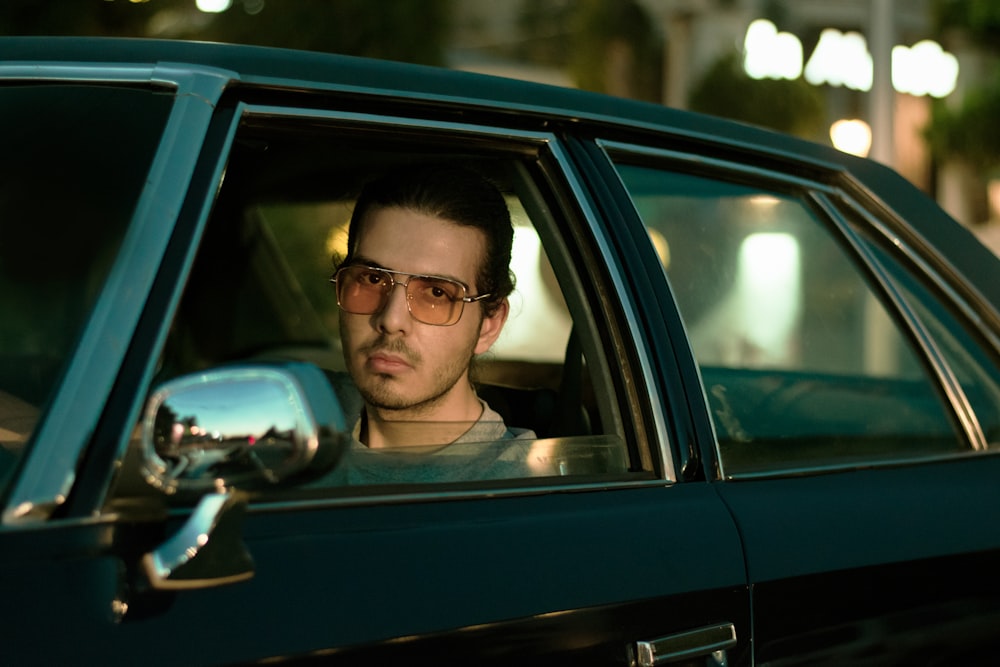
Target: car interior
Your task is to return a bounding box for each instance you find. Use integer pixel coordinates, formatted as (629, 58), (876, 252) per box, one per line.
(141, 117), (634, 495)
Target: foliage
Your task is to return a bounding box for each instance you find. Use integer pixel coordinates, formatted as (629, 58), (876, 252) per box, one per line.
(0, 0), (154, 36)
(517, 0), (662, 102)
(195, 0), (452, 65)
(688, 50), (825, 140)
(927, 71), (1000, 171)
(927, 0), (1000, 170)
(932, 0), (1000, 51)
(515, 0), (575, 67)
(0, 0), (452, 66)
(568, 0), (662, 102)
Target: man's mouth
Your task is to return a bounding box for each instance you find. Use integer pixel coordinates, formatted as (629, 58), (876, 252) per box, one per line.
(365, 351), (413, 374)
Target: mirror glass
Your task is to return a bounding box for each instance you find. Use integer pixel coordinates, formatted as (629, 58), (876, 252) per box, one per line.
(143, 367), (329, 493)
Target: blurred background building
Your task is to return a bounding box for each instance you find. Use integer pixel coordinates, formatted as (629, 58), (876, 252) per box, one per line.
(3, 0), (998, 248)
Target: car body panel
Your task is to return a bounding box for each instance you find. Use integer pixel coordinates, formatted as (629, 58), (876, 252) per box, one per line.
(1, 486), (750, 665)
(719, 457), (1000, 664)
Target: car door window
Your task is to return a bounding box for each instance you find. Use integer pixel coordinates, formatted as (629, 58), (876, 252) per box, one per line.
(0, 84), (172, 494)
(835, 197), (1000, 448)
(612, 162), (965, 476)
(115, 113), (648, 504)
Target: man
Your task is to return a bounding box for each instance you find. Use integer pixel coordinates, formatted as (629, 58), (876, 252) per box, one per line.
(326, 166), (537, 483)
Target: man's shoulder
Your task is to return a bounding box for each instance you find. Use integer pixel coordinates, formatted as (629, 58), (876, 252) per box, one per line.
(468, 399), (536, 442)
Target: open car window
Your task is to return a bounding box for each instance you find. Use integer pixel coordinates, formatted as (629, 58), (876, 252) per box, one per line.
(116, 111), (643, 504)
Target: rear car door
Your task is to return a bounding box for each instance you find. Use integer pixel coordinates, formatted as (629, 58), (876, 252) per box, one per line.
(0, 67), (751, 665)
(601, 138), (1000, 664)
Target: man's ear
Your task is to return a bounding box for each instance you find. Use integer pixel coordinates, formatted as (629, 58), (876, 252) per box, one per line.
(474, 299), (509, 355)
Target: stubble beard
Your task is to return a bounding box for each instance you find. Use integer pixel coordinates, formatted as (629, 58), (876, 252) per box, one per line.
(352, 334), (477, 418)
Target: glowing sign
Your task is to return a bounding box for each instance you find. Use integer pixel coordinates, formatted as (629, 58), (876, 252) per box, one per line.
(743, 19), (959, 98)
(196, 0), (232, 12)
(744, 19), (803, 80)
(804, 28), (873, 91)
(830, 119), (873, 157)
(893, 40), (959, 97)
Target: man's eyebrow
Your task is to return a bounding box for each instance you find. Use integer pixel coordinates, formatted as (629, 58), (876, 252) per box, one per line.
(350, 255), (468, 286)
(349, 255), (385, 269)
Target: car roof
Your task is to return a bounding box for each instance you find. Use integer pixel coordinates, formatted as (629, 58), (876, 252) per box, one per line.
(1, 35), (998, 312)
(0, 36), (838, 162)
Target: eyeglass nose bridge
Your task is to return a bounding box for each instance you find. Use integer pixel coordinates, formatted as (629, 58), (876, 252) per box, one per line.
(380, 271), (417, 307)
(372, 269), (431, 306)
(380, 271), (467, 327)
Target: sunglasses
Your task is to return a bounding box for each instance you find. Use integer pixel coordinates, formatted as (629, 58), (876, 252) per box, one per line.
(331, 265), (492, 326)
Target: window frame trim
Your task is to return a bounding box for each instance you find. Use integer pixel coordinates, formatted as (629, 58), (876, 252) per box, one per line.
(812, 191), (988, 452)
(2, 65), (236, 525)
(598, 139), (998, 478)
(138, 103), (676, 508)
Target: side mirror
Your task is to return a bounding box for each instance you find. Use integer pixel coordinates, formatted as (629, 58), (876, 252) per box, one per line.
(141, 362), (346, 495)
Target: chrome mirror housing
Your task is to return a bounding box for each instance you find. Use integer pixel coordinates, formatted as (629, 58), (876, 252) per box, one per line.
(141, 362), (346, 494)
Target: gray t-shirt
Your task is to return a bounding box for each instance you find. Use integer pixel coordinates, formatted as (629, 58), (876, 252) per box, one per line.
(332, 403), (538, 485)
(319, 373), (540, 485)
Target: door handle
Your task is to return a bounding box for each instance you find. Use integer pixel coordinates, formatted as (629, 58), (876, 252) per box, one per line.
(632, 622), (737, 666)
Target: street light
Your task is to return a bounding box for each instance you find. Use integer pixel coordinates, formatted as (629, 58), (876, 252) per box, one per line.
(196, 0), (231, 12)
(830, 119), (873, 157)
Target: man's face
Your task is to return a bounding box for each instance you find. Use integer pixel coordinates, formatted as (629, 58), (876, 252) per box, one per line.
(339, 206), (507, 417)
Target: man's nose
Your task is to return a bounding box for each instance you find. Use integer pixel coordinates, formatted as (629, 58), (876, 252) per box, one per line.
(375, 282), (411, 332)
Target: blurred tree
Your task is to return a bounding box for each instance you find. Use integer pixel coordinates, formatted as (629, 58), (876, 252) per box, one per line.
(517, 0), (662, 102)
(515, 0), (574, 67)
(0, 0), (452, 66)
(0, 0), (155, 37)
(688, 50), (825, 140)
(932, 0), (1000, 49)
(194, 0), (452, 65)
(927, 70), (1000, 173)
(927, 0), (1000, 172)
(569, 0), (661, 101)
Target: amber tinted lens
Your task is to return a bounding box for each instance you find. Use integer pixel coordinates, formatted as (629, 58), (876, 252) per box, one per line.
(335, 266), (389, 314)
(406, 276), (464, 325)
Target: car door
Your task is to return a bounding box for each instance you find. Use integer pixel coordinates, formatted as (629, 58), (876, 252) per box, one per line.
(600, 137), (1000, 665)
(1, 77), (751, 666)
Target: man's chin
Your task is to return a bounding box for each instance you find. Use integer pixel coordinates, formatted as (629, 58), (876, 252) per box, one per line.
(360, 382), (454, 416)
(366, 396), (413, 412)
(358, 380), (418, 412)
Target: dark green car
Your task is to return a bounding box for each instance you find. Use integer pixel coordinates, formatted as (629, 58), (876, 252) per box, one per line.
(3, 37), (1000, 666)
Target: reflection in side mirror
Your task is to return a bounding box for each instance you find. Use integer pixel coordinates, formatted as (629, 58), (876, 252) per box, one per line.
(141, 362), (346, 494)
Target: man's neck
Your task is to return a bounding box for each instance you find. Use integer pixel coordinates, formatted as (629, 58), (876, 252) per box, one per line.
(361, 388), (485, 449)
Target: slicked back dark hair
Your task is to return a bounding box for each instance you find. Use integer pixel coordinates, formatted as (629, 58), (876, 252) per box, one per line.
(341, 166), (515, 316)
